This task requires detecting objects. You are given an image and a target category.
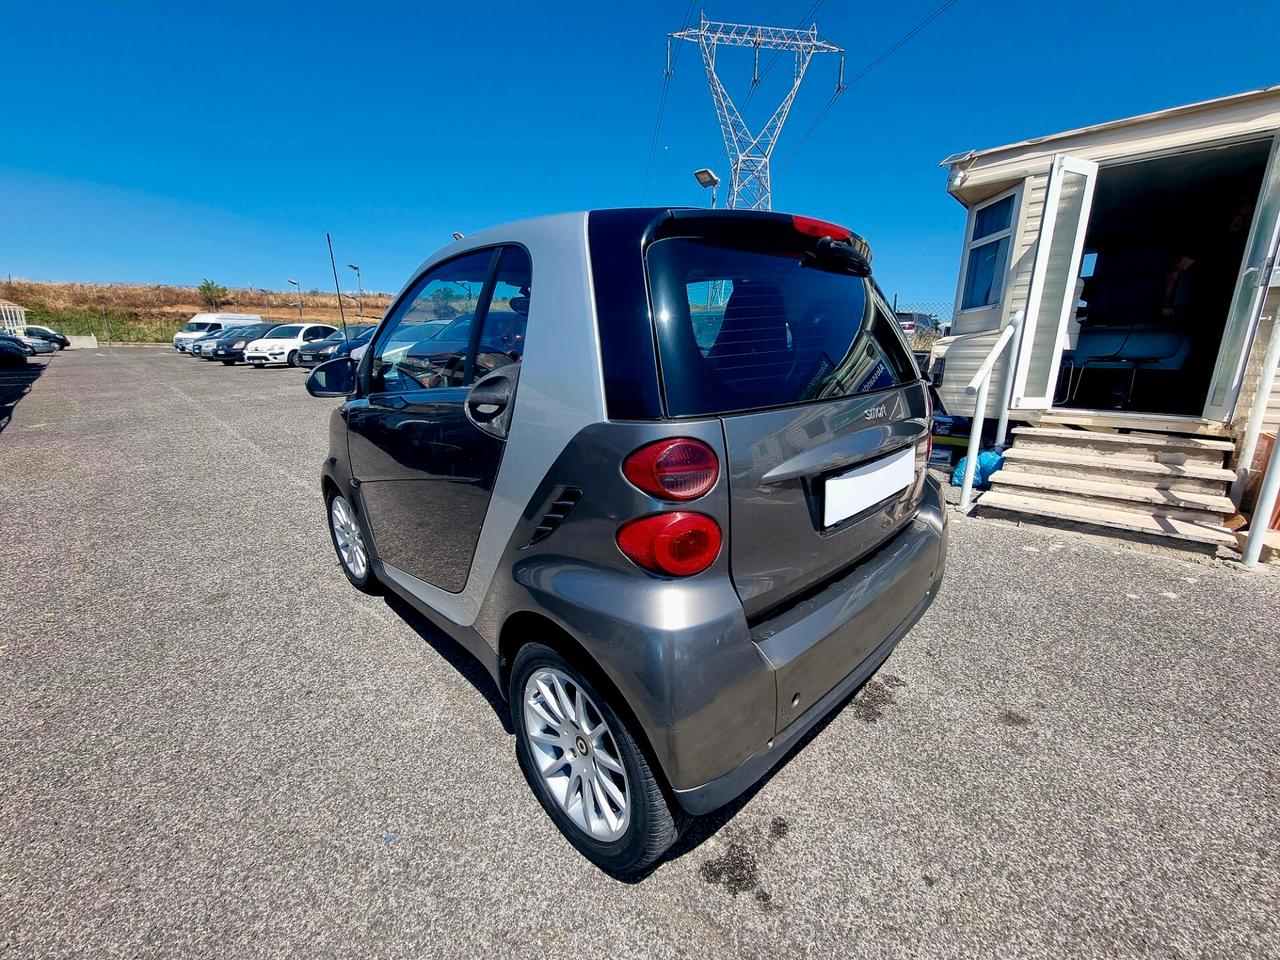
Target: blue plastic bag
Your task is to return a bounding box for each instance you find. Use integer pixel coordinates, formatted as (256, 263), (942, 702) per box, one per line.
(951, 450), (1004, 490)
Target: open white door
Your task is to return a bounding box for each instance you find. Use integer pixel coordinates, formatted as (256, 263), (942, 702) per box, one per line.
(1012, 154), (1099, 408)
(1204, 135), (1280, 422)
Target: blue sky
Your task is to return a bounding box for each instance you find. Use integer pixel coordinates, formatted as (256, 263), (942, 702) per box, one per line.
(4, 1), (1279, 305)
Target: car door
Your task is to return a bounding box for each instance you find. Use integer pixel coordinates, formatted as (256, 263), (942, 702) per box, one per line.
(346, 245), (531, 593)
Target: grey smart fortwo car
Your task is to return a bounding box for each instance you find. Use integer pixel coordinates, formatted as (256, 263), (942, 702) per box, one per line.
(306, 208), (948, 875)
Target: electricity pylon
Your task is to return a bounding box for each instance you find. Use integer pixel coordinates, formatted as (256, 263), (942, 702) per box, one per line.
(669, 14), (843, 210)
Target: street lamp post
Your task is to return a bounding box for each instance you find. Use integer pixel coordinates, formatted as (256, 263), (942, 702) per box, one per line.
(287, 278), (303, 321)
(693, 168), (721, 208)
(346, 264), (362, 319)
(693, 168), (724, 307)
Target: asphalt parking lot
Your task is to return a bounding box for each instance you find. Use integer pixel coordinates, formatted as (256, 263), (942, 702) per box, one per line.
(2, 347), (1278, 959)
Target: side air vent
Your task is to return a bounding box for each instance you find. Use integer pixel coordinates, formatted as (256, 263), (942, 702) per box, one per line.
(524, 487), (583, 547)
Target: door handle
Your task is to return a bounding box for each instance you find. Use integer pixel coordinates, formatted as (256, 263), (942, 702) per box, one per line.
(465, 366), (520, 439)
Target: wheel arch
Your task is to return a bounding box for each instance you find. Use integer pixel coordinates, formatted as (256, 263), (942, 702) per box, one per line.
(498, 610), (675, 798)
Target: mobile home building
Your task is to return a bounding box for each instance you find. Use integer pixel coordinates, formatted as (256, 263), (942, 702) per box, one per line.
(932, 86), (1280, 552)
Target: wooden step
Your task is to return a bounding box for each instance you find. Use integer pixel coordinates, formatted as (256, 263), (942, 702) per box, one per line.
(1037, 409), (1232, 438)
(986, 483), (1216, 524)
(989, 470), (1236, 515)
(1012, 426), (1235, 452)
(974, 490), (1238, 547)
(1011, 426), (1234, 466)
(1001, 447), (1235, 495)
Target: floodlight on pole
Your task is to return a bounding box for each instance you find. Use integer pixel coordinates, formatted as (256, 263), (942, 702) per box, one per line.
(693, 168), (721, 208)
(287, 278), (303, 320)
(346, 264), (362, 318)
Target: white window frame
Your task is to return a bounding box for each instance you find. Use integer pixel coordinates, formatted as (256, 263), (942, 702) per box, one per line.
(955, 184), (1021, 316)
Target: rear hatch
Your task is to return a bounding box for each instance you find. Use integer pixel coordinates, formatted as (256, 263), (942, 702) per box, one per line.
(646, 212), (929, 619)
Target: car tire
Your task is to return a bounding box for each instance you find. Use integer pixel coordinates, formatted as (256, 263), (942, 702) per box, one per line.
(510, 643), (685, 877)
(326, 489), (380, 594)
(287, 350), (299, 367)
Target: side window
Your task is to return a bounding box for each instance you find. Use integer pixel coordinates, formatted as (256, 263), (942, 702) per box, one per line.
(960, 191), (1016, 311)
(472, 247), (532, 380)
(370, 250), (497, 393)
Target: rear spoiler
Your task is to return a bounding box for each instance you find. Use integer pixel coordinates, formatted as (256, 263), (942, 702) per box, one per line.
(653, 209), (873, 276)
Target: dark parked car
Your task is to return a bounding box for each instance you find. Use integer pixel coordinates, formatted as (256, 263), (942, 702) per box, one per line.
(24, 325), (70, 349)
(0, 335), (29, 367)
(208, 322), (283, 365)
(188, 327), (233, 358)
(305, 209), (946, 875)
(0, 333), (34, 357)
(297, 323), (377, 368)
(332, 326), (376, 360)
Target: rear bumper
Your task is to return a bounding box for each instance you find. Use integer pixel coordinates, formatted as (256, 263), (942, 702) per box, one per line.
(673, 475), (947, 814)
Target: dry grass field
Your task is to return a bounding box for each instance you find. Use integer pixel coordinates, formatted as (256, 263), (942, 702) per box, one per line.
(2, 280), (394, 342)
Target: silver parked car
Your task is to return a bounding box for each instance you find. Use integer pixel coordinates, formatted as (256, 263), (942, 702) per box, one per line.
(305, 209), (947, 875)
(17, 334), (56, 355)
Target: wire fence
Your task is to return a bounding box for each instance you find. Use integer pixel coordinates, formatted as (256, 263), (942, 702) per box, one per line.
(894, 299), (953, 350)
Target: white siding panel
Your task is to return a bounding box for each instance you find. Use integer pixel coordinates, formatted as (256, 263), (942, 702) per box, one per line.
(933, 329), (1009, 418)
(1236, 287), (1280, 434)
(1265, 339), (1280, 433)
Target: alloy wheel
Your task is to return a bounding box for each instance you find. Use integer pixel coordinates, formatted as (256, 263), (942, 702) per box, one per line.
(330, 495), (368, 579)
(523, 668), (630, 841)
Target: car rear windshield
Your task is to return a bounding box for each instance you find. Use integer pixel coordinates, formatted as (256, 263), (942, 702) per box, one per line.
(646, 237), (917, 417)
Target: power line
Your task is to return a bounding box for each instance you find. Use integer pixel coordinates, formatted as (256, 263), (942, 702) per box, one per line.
(778, 0), (959, 175)
(640, 0), (697, 202)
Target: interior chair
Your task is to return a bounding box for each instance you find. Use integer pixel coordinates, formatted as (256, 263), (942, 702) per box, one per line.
(1059, 250), (1192, 407)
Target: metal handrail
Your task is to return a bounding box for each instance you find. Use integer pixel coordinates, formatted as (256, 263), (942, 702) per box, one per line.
(1232, 313), (1280, 504)
(958, 310), (1024, 510)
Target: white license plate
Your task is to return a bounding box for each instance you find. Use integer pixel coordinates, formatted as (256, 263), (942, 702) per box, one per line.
(823, 446), (915, 527)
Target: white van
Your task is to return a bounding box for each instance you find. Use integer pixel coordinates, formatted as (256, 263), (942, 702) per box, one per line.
(172, 313), (262, 352)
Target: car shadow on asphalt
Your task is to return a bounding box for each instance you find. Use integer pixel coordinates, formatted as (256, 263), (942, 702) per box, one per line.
(0, 359), (47, 435)
(384, 582), (884, 880)
(630, 677), (875, 882)
(381, 592), (514, 735)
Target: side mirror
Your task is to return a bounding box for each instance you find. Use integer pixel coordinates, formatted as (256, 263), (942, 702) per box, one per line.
(306, 357), (357, 398)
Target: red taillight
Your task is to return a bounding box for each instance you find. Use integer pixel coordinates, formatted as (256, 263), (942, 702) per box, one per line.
(622, 438), (719, 501)
(791, 214), (853, 241)
(616, 512), (722, 577)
